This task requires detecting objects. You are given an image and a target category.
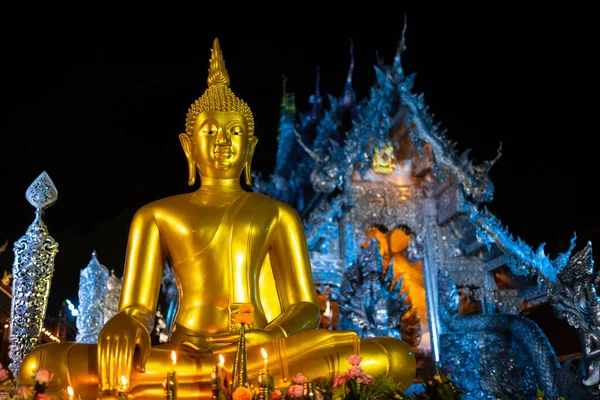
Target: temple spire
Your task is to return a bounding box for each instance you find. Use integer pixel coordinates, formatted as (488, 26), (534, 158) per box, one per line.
(341, 39), (356, 110)
(393, 14), (408, 80)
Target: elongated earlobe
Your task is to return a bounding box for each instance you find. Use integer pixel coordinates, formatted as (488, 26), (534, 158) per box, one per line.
(179, 133), (196, 186)
(244, 161), (253, 186)
(244, 136), (258, 186)
(187, 160), (196, 186)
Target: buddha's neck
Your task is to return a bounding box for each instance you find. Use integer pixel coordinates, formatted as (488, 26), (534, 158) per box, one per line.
(198, 177), (243, 193)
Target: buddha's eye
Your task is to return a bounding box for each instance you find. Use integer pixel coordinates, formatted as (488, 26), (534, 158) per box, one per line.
(230, 126), (243, 136)
(203, 124), (219, 135)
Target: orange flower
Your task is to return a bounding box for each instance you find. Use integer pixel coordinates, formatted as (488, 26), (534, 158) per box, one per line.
(234, 303), (255, 325)
(232, 386), (253, 400)
(234, 313), (254, 325)
(239, 304), (254, 314)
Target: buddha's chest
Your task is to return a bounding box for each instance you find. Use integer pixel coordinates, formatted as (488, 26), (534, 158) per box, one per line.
(166, 194), (274, 268)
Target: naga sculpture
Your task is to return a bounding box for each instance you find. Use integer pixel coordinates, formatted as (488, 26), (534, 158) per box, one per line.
(549, 242), (600, 388)
(339, 239), (420, 347)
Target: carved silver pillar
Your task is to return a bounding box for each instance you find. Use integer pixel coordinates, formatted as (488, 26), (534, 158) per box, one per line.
(76, 251), (109, 343)
(104, 269), (122, 325)
(9, 171), (59, 378)
(421, 198), (442, 364)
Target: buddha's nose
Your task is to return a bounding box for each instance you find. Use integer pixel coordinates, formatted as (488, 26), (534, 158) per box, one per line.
(215, 127), (231, 146)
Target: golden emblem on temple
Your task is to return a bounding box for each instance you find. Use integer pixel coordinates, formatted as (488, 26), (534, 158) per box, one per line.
(372, 143), (396, 174)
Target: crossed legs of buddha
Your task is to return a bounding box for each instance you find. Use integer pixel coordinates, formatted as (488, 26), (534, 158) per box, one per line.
(18, 329), (416, 399)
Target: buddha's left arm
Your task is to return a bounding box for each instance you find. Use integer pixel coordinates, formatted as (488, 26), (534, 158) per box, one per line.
(266, 203), (320, 336)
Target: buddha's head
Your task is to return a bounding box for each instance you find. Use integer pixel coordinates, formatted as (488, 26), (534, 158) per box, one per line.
(179, 38), (257, 186)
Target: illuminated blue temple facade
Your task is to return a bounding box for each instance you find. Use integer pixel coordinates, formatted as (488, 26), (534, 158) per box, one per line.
(251, 36), (598, 399)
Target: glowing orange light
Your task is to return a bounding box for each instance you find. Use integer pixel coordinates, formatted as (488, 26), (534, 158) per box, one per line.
(219, 353), (225, 367)
(67, 386), (74, 398)
(171, 350), (177, 365)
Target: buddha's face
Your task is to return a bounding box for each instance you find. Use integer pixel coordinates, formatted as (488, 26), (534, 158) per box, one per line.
(189, 110), (253, 179)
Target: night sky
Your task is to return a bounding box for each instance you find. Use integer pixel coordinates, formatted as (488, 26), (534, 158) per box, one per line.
(0, 12), (597, 317)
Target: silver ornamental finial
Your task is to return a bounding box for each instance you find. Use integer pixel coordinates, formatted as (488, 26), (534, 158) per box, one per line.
(8, 172), (59, 378)
(26, 171), (58, 209)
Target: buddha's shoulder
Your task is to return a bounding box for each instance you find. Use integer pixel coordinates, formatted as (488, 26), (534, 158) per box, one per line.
(249, 192), (301, 220)
(132, 193), (197, 216)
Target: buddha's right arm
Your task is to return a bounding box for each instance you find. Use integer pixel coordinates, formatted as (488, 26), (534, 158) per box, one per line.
(118, 204), (166, 331)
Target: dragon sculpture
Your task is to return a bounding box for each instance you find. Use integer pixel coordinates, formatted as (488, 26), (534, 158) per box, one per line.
(549, 242), (600, 389)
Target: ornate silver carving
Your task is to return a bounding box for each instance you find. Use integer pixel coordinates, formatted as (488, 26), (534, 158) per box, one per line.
(492, 289), (524, 315)
(438, 269), (562, 398)
(8, 172), (59, 378)
(104, 269), (122, 325)
(469, 204), (576, 282)
(25, 171), (58, 209)
(76, 251), (109, 343)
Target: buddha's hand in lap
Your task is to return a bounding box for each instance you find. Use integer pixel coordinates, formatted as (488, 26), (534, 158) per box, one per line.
(97, 311), (152, 392)
(207, 328), (282, 352)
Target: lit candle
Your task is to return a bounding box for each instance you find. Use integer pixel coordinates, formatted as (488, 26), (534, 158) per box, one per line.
(67, 386), (74, 400)
(259, 348), (270, 389)
(119, 375), (127, 392)
(261, 348), (268, 371)
(117, 375), (128, 399)
(165, 351), (177, 400)
(218, 354), (227, 388)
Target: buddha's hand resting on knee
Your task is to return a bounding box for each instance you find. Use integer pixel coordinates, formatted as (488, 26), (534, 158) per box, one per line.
(97, 311), (152, 392)
(206, 328), (282, 352)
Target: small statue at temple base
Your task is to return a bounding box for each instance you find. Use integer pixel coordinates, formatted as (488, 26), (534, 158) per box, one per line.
(17, 38), (416, 399)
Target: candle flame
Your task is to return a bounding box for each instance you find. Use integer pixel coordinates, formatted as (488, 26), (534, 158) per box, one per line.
(219, 353), (225, 367)
(171, 350), (177, 364)
(261, 347), (268, 359)
(120, 375), (127, 386)
(67, 386), (74, 396)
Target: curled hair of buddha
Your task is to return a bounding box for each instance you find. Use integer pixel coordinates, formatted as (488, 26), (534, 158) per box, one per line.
(185, 38), (255, 136)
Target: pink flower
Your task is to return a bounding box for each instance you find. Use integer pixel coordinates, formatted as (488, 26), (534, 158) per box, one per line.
(357, 373), (374, 385)
(13, 385), (33, 397)
(270, 389), (283, 400)
(288, 384), (304, 398)
(0, 367), (9, 381)
(333, 373), (347, 387)
(347, 355), (362, 366)
(35, 394), (51, 400)
(315, 389), (324, 400)
(35, 368), (55, 384)
(292, 373), (306, 385)
(348, 365), (364, 378)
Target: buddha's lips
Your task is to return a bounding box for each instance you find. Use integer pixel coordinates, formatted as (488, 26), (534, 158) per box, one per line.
(214, 149), (232, 159)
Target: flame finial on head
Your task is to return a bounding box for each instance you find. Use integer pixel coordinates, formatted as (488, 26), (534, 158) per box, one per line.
(207, 38), (230, 88)
(185, 38), (254, 136)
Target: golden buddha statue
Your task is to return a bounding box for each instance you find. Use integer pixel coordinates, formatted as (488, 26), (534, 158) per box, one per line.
(17, 38), (416, 399)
